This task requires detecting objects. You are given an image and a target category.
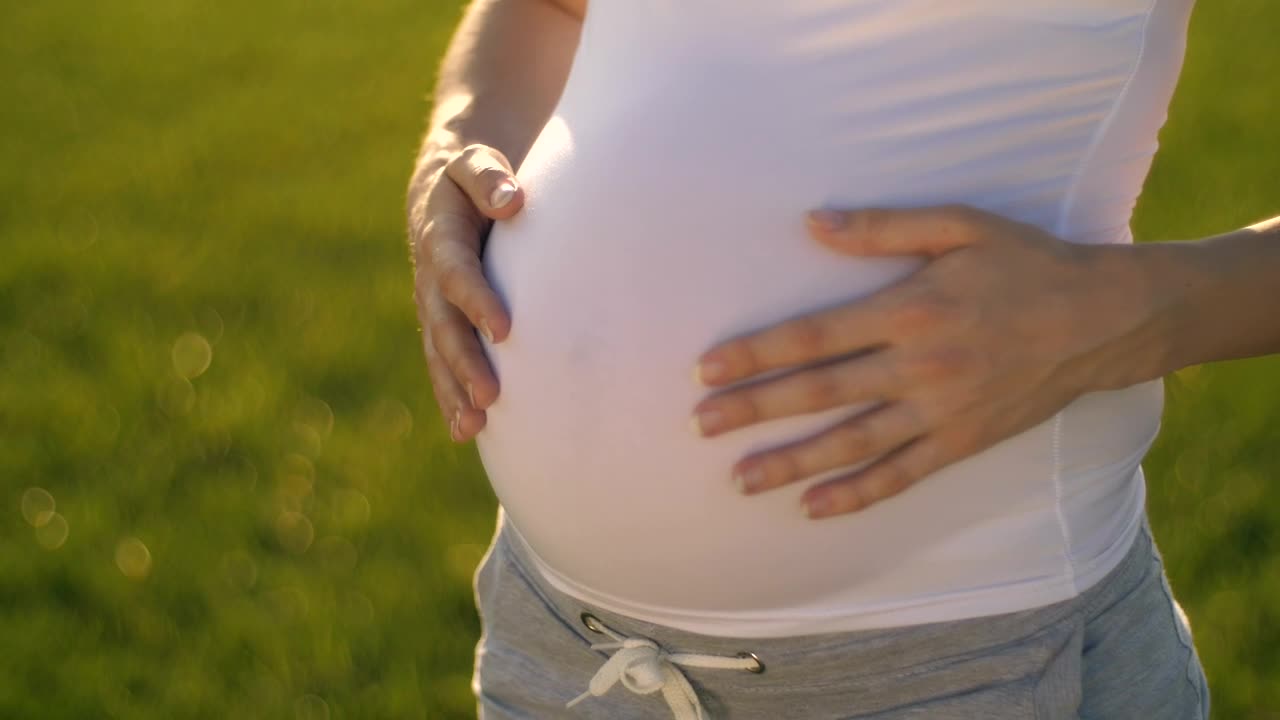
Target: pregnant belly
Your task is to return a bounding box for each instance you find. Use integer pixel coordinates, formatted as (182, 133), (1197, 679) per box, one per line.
(471, 114), (1125, 614)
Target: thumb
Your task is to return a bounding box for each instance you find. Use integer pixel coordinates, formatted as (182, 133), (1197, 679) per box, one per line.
(445, 144), (525, 221)
(805, 206), (980, 257)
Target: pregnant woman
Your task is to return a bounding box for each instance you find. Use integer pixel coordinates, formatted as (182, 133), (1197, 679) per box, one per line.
(408, 1), (1279, 717)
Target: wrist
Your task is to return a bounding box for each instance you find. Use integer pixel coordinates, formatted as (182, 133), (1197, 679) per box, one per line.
(1106, 237), (1238, 380)
(1156, 224), (1280, 367)
(413, 129), (462, 184)
(406, 130), (463, 231)
(1120, 240), (1205, 379)
(1060, 240), (1188, 393)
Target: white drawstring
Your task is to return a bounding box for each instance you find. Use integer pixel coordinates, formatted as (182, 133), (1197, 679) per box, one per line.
(566, 621), (760, 720)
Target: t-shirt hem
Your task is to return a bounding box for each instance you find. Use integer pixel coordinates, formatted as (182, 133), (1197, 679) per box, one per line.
(508, 502), (1144, 639)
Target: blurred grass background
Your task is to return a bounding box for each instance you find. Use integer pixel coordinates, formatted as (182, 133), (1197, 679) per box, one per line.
(0, 1), (1276, 718)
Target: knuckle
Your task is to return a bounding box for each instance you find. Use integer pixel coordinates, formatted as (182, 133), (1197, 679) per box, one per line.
(443, 151), (467, 177)
(939, 203), (977, 220)
(425, 302), (463, 344)
(800, 370), (841, 409)
(423, 353), (454, 397)
(897, 457), (923, 488)
(889, 296), (949, 336)
(427, 364), (454, 399)
(422, 213), (477, 254)
(834, 421), (872, 458)
(454, 143), (487, 169)
(419, 325), (437, 358)
(878, 462), (916, 496)
(939, 386), (982, 418)
(739, 395), (763, 426)
(909, 349), (966, 383)
(839, 480), (873, 513)
(783, 316), (828, 355)
(436, 262), (469, 298)
(803, 426), (853, 473)
(412, 279), (431, 312)
(425, 314), (456, 345)
(938, 204), (981, 240)
(941, 427), (978, 457)
(474, 166), (508, 187)
(416, 218), (441, 260)
(419, 290), (443, 326)
(724, 339), (761, 375)
(771, 450), (803, 485)
(853, 208), (892, 240)
(723, 392), (760, 427)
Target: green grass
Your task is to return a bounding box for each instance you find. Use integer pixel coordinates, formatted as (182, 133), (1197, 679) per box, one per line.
(1, 1), (1276, 717)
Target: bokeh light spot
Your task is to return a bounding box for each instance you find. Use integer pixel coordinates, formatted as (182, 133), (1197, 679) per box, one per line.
(367, 397), (412, 440)
(330, 489), (371, 529)
(278, 453), (315, 501)
(294, 395), (335, 439)
(35, 512), (69, 550)
(292, 422), (324, 459)
(172, 331), (213, 379)
(21, 487), (56, 527)
(195, 307), (224, 345)
(315, 535), (358, 575)
(115, 537), (153, 580)
(275, 511), (315, 554)
(158, 375), (197, 417)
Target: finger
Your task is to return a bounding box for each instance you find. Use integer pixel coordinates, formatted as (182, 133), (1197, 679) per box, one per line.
(425, 287), (500, 415)
(445, 143), (525, 221)
(805, 204), (984, 258)
(731, 402), (925, 495)
(800, 434), (951, 519)
(422, 209), (510, 343)
(691, 351), (900, 436)
(694, 298), (898, 387)
(421, 328), (469, 442)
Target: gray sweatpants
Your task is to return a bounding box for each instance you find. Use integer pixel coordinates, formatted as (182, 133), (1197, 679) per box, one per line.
(472, 508), (1210, 719)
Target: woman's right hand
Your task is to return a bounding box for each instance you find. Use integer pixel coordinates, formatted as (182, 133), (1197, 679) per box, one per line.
(408, 143), (525, 443)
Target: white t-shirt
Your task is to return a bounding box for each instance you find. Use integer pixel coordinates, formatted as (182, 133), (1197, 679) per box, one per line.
(475, 0), (1197, 638)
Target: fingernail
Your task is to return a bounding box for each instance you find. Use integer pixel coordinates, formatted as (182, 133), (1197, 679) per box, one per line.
(694, 359), (727, 386)
(489, 180), (517, 210)
(803, 494), (831, 519)
(467, 383), (477, 408)
(807, 210), (846, 231)
(691, 408), (725, 436)
(735, 466), (766, 494)
(451, 409), (462, 441)
(479, 319), (495, 344)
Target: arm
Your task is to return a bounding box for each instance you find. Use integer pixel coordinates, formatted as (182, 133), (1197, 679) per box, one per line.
(687, 206), (1280, 519)
(407, 0), (584, 442)
(1123, 216), (1280, 380)
(409, 0), (584, 195)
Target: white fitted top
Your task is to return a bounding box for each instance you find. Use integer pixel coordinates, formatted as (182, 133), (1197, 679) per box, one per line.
(475, 0), (1197, 637)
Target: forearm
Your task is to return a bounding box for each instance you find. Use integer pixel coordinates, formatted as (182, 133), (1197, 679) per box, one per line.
(1063, 216), (1280, 394)
(1100, 216), (1280, 388)
(409, 0), (581, 206)
(1148, 216), (1280, 371)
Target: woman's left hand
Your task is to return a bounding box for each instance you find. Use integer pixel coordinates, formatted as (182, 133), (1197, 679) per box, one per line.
(691, 204), (1166, 519)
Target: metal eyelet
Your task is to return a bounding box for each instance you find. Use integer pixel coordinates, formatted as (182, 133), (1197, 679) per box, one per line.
(737, 651), (765, 674)
(580, 612), (606, 634)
